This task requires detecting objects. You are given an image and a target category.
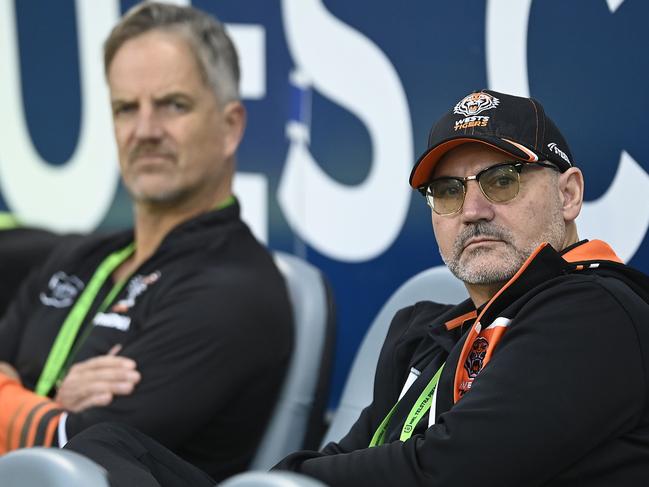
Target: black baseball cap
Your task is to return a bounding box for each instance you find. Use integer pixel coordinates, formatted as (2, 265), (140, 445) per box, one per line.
(409, 89), (574, 188)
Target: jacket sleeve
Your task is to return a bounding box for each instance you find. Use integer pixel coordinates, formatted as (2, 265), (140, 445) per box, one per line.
(277, 279), (647, 486)
(0, 242), (66, 363)
(0, 374), (63, 453)
(0, 275), (35, 363)
(63, 267), (293, 449)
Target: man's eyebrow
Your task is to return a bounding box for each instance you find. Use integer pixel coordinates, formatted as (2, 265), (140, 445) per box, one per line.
(110, 92), (193, 103)
(155, 92), (194, 103)
(111, 96), (135, 106)
(110, 99), (137, 113)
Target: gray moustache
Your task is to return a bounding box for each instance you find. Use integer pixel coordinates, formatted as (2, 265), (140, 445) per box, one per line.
(455, 223), (510, 251)
(128, 150), (175, 164)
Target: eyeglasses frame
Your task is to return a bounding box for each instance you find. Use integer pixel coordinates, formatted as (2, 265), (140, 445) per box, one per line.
(417, 160), (560, 216)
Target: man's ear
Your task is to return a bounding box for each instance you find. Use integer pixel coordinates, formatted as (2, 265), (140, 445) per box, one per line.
(559, 167), (584, 223)
(222, 101), (246, 159)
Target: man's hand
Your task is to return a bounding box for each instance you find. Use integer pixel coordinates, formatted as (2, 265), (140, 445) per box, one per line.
(54, 345), (141, 412)
(0, 362), (21, 383)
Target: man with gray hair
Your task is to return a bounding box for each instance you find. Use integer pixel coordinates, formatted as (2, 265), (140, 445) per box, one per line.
(0, 2), (292, 481)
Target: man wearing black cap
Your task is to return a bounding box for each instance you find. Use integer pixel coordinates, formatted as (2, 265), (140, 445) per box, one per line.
(64, 90), (649, 486)
(273, 90), (649, 485)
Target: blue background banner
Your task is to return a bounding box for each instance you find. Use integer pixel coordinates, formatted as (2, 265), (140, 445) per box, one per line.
(2, 0), (648, 407)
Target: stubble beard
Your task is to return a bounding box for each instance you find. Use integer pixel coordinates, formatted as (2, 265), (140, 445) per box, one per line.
(125, 173), (189, 208)
(441, 214), (565, 286)
(131, 187), (191, 207)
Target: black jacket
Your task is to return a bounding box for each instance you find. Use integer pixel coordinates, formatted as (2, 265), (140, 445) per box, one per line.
(0, 227), (80, 316)
(277, 240), (649, 486)
(0, 201), (293, 481)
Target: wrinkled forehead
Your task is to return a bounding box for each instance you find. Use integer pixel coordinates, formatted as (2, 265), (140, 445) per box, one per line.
(432, 142), (516, 179)
(107, 29), (210, 100)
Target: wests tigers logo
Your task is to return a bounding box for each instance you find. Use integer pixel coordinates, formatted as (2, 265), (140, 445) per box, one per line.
(453, 92), (500, 117)
(464, 336), (489, 378)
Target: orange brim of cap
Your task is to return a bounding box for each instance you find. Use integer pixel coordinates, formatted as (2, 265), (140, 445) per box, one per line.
(409, 136), (540, 188)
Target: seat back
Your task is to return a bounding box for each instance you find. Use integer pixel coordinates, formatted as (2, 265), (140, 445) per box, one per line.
(321, 265), (467, 445)
(221, 471), (328, 487)
(0, 447), (109, 487)
(251, 252), (335, 470)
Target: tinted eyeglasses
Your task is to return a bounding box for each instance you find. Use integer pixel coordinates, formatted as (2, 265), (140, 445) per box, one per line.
(418, 161), (560, 215)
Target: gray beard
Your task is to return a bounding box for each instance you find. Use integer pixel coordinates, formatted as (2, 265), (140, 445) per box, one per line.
(442, 219), (565, 286)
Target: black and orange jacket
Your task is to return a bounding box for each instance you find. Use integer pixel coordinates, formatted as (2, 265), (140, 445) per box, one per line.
(0, 202), (293, 482)
(277, 239), (649, 486)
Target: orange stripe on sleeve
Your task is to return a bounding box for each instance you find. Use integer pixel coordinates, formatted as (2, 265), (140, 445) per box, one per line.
(0, 373), (62, 453)
(5, 401), (27, 452)
(24, 402), (62, 448)
(43, 412), (61, 447)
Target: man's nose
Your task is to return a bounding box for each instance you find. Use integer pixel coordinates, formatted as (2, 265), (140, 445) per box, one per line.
(460, 180), (495, 222)
(134, 107), (163, 140)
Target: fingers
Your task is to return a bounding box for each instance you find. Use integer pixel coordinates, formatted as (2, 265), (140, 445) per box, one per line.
(64, 376), (137, 412)
(54, 346), (141, 412)
(67, 363), (141, 384)
(67, 391), (114, 413)
(68, 354), (137, 373)
(87, 375), (140, 395)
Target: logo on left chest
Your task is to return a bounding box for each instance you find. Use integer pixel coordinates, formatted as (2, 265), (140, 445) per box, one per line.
(93, 271), (161, 332)
(111, 271), (162, 313)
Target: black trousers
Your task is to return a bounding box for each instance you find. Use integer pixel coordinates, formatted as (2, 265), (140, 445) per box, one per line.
(65, 423), (216, 487)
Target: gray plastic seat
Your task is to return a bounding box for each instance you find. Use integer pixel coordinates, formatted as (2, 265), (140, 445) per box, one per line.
(0, 447), (109, 487)
(220, 471), (328, 487)
(250, 251), (335, 470)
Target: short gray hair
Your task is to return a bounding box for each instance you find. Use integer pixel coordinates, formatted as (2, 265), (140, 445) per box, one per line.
(104, 2), (240, 103)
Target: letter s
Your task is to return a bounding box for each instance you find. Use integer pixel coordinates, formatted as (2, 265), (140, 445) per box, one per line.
(278, 0), (413, 262)
(0, 0), (120, 231)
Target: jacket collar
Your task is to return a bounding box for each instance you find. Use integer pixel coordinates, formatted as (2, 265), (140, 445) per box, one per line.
(561, 239), (623, 264)
(451, 239), (624, 402)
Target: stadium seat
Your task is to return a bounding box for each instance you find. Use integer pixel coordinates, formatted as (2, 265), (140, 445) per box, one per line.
(220, 471), (328, 487)
(0, 447), (109, 487)
(250, 251), (335, 469)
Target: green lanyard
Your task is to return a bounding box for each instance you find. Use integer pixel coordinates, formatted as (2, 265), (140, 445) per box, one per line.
(35, 243), (135, 396)
(369, 363), (445, 447)
(0, 212), (19, 230)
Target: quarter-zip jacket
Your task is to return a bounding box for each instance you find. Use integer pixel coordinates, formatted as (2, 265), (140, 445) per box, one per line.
(276, 240), (649, 486)
(0, 201), (293, 481)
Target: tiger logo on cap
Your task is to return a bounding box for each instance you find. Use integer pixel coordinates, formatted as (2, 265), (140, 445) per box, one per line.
(453, 92), (500, 117)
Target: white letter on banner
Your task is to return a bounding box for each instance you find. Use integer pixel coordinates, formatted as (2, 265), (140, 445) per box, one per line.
(228, 23), (270, 243)
(485, 0), (649, 262)
(0, 0), (120, 232)
(279, 0), (413, 262)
